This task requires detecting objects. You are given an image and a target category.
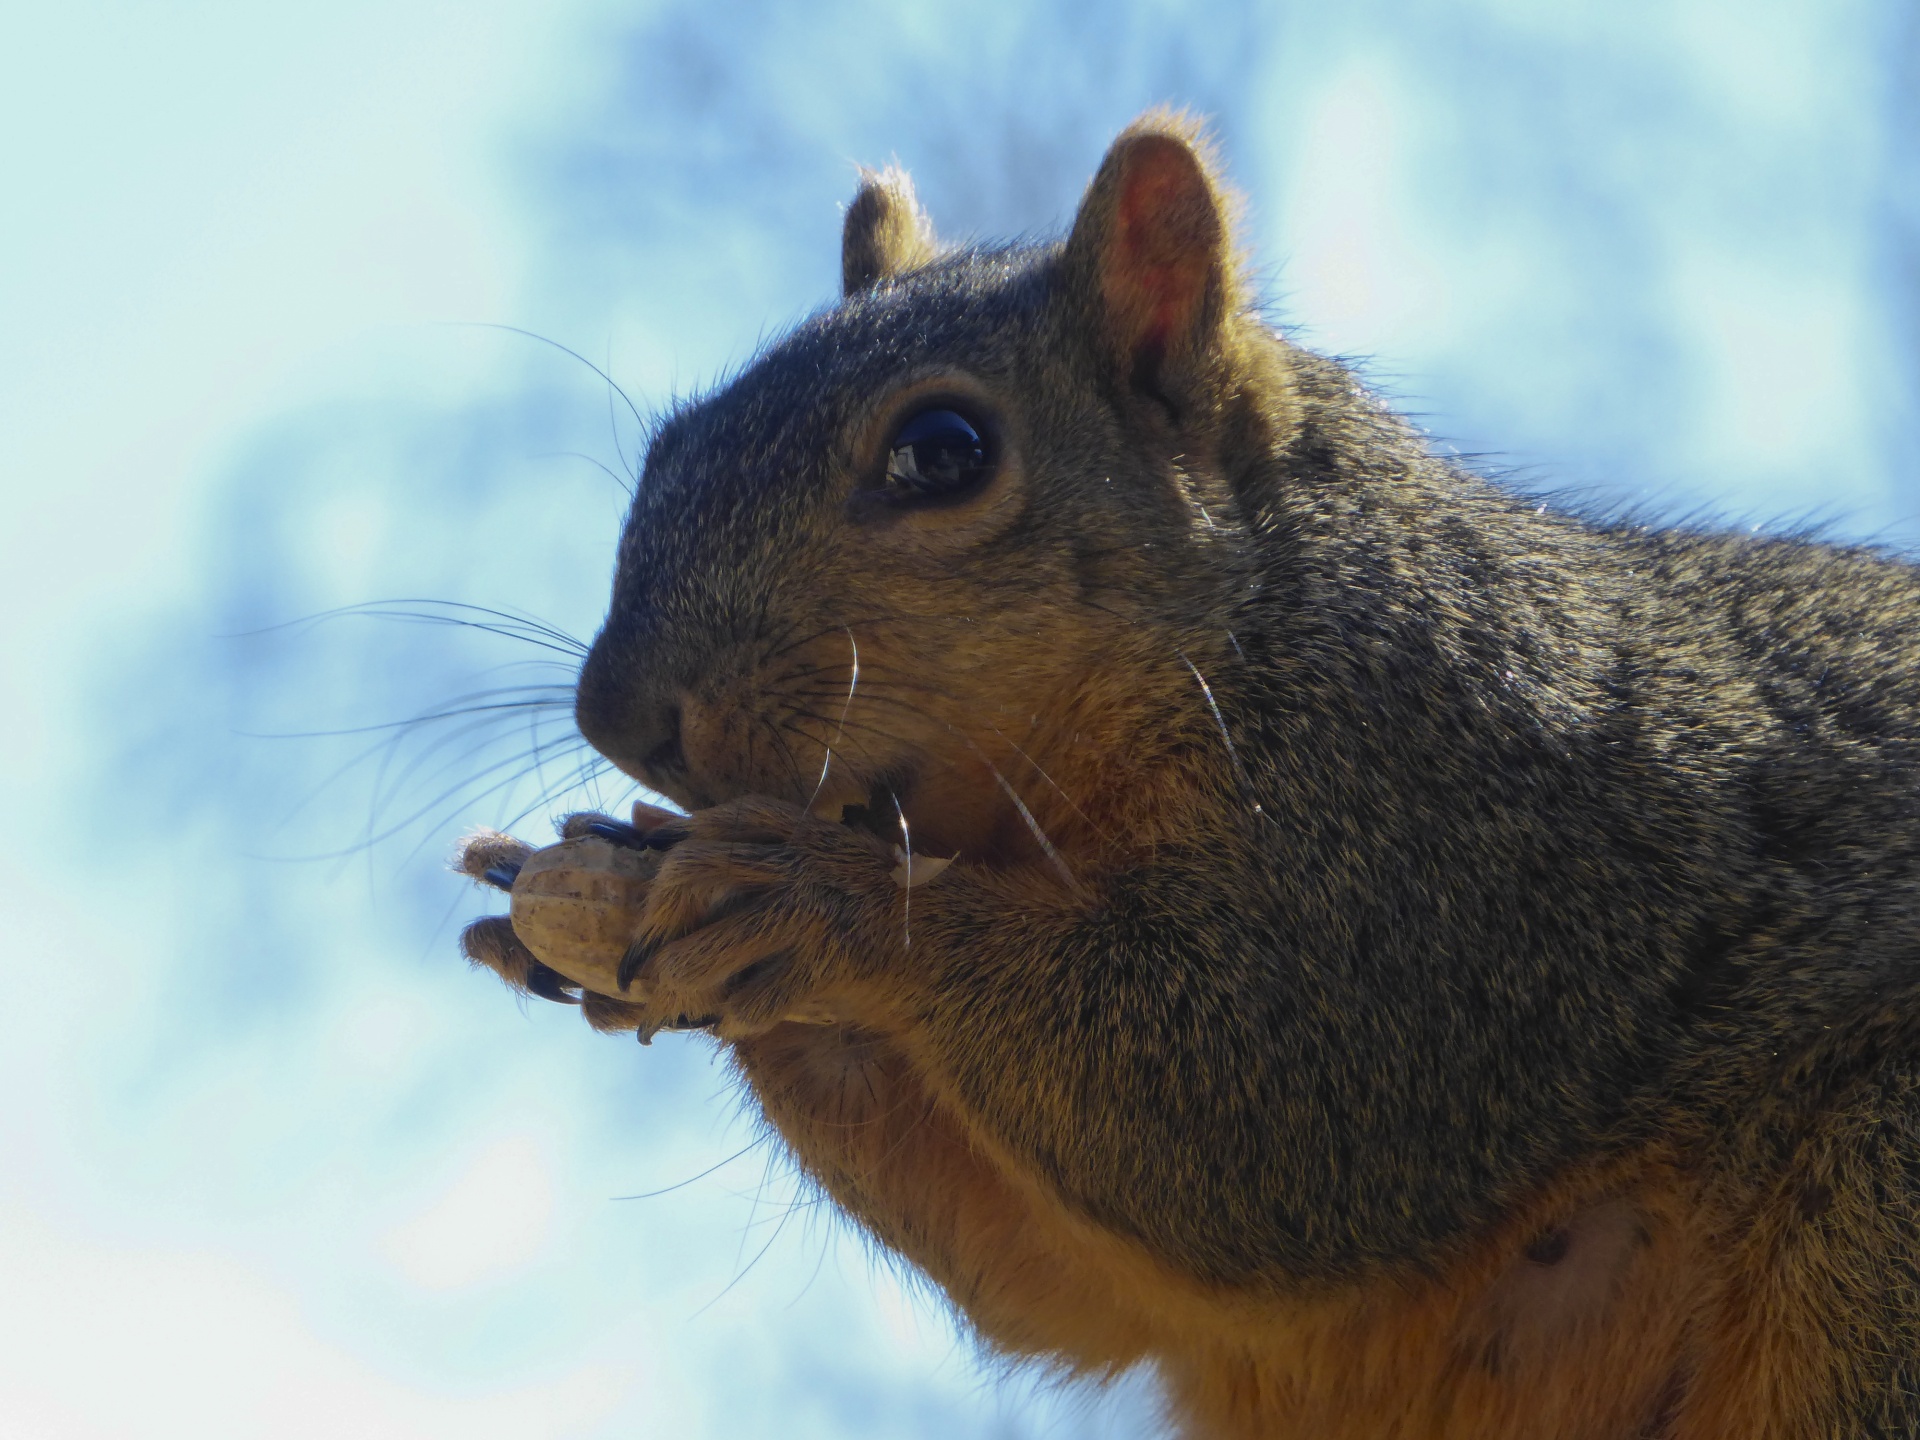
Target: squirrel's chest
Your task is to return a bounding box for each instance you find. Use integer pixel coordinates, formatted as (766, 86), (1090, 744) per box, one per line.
(736, 1025), (1820, 1440)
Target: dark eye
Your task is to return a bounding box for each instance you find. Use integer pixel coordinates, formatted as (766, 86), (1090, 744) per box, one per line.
(881, 408), (995, 502)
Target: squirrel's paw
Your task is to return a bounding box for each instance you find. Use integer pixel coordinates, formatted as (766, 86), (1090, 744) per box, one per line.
(461, 914), (656, 1032)
(456, 806), (677, 1032)
(619, 796), (897, 1041)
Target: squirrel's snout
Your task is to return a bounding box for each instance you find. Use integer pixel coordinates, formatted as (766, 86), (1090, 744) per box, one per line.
(575, 647), (688, 792)
(632, 701), (687, 783)
(585, 695), (688, 794)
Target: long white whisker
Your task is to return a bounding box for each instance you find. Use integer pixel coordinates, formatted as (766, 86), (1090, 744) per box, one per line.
(893, 793), (912, 952)
(991, 766), (1075, 889)
(1178, 649), (1264, 818)
(807, 627), (860, 810)
(985, 723), (1103, 837)
(955, 733), (1075, 890)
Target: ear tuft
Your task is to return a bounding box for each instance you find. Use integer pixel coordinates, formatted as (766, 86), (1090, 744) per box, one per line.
(1062, 112), (1242, 410)
(842, 166), (939, 296)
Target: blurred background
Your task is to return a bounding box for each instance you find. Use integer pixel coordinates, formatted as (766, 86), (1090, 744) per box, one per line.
(3, 0), (1916, 1435)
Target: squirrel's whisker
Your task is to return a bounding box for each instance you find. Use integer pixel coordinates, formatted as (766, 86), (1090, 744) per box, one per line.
(464, 321), (653, 453)
(1177, 648), (1263, 819)
(226, 597), (591, 657)
(805, 629), (860, 812)
(368, 707), (585, 823)
(238, 687), (576, 742)
(954, 737), (1075, 891)
(776, 708), (912, 759)
(759, 609), (973, 668)
(894, 793), (913, 952)
(753, 712), (808, 802)
(981, 722), (1104, 840)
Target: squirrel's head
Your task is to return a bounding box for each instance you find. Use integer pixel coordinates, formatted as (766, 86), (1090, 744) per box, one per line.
(577, 114), (1291, 865)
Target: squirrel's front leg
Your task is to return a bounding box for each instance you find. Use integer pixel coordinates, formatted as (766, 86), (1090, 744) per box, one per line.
(622, 799), (1231, 1272)
(619, 802), (1174, 1361)
(618, 798), (1335, 1295)
(631, 811), (1394, 1291)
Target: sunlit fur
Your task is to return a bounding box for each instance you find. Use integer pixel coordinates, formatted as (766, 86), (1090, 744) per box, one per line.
(546, 113), (1920, 1435)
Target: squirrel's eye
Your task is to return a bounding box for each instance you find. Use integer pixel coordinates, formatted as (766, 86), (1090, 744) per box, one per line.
(882, 408), (995, 502)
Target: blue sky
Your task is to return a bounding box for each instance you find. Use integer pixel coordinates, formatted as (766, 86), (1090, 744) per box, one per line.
(2, 1), (1915, 1436)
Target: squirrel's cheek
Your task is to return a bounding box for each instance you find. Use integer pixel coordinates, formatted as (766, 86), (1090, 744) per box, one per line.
(668, 689), (789, 807)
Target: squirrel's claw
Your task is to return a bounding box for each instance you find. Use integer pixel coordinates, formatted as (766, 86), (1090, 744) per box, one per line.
(559, 806), (687, 851)
(617, 934), (660, 992)
(523, 961), (582, 1005)
(461, 913), (579, 1005)
(585, 819), (650, 847)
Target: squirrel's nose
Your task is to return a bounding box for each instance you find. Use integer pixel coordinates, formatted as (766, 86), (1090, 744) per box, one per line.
(580, 690), (688, 789)
(575, 645), (688, 789)
(629, 700), (687, 782)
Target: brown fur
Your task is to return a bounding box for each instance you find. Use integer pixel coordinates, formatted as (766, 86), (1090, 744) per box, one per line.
(462, 111), (1920, 1435)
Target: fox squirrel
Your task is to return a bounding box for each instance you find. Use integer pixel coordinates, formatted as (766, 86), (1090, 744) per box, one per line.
(458, 113), (1920, 1437)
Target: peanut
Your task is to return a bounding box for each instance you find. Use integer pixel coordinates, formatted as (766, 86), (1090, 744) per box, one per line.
(506, 836), (662, 997)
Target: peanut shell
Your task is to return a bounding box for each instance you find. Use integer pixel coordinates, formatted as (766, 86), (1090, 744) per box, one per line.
(508, 836), (661, 997)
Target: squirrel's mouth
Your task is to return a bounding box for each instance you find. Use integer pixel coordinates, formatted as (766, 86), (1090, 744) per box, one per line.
(823, 771), (960, 861)
(834, 772), (916, 843)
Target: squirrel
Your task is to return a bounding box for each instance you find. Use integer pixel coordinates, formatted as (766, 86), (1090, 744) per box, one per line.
(458, 112), (1920, 1438)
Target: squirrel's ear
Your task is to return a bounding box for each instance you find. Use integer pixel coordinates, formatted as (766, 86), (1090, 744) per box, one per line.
(842, 166), (939, 296)
(1062, 114), (1241, 415)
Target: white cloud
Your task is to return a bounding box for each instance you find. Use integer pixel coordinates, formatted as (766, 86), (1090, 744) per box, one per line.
(0, 1207), (630, 1440)
(382, 1133), (557, 1292)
